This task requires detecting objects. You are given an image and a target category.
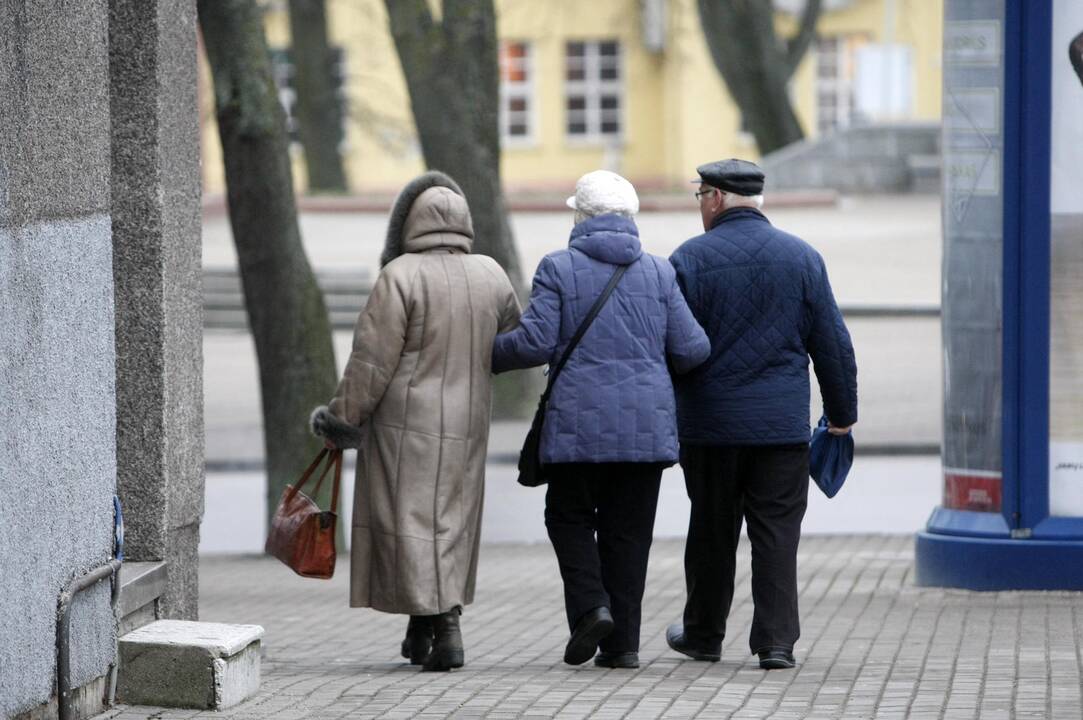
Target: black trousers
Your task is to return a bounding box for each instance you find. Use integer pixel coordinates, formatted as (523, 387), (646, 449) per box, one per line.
(544, 463), (664, 654)
(680, 443), (809, 654)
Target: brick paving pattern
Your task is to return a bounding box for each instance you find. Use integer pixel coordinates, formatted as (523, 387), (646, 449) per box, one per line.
(95, 535), (1083, 719)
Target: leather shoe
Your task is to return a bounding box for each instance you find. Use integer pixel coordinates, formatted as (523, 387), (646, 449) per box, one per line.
(594, 651), (639, 669)
(564, 607), (614, 665)
(757, 648), (796, 670)
(665, 622), (720, 662)
(400, 615), (433, 665)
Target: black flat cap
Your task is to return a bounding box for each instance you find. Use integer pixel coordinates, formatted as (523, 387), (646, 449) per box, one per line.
(693, 159), (765, 196)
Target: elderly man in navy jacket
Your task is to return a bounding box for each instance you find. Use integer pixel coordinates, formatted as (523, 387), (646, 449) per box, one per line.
(665, 159), (858, 670)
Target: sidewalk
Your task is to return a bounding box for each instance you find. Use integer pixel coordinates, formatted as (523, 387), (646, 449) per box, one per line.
(95, 535), (1080, 719)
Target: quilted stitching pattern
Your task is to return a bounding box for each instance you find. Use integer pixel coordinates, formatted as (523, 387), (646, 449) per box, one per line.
(670, 208), (858, 445)
(493, 214), (710, 464)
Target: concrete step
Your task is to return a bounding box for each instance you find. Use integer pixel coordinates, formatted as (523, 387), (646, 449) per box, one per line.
(117, 620), (264, 710)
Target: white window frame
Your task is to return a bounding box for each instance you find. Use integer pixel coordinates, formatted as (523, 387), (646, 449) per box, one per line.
(499, 40), (536, 146)
(815, 35), (863, 136)
(564, 39), (624, 144)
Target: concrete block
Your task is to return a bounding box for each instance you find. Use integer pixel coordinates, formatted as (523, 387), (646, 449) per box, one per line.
(117, 620), (263, 709)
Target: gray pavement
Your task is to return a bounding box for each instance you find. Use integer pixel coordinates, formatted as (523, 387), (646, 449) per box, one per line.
(95, 535), (1083, 719)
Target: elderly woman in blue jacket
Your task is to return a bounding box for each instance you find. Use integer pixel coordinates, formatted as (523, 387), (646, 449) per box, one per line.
(492, 171), (710, 669)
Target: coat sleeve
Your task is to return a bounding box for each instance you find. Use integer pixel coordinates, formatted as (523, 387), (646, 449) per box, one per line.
(491, 256), (561, 374)
(496, 269), (523, 334)
(664, 265), (711, 374)
(328, 266), (412, 426)
(806, 255), (858, 427)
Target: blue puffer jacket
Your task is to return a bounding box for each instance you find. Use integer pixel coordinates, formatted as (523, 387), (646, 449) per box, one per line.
(493, 214), (710, 464)
(670, 207), (857, 445)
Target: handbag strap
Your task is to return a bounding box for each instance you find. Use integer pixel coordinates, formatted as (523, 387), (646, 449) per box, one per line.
(310, 449), (343, 514)
(289, 448), (343, 513)
(543, 264), (628, 398)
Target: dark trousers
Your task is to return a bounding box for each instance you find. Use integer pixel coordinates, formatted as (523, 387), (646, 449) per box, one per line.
(680, 443), (809, 654)
(544, 463), (664, 654)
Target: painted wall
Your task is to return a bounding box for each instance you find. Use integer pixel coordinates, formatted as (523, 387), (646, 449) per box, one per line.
(200, 0), (943, 194)
(0, 1), (118, 716)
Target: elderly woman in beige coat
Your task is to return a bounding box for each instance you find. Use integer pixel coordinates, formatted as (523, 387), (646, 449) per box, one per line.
(310, 171), (520, 671)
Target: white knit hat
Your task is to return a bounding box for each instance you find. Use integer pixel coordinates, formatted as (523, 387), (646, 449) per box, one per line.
(565, 170), (640, 218)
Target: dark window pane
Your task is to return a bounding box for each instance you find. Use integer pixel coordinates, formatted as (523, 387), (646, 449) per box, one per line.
(566, 67), (586, 81)
(509, 97), (527, 112)
(509, 122), (528, 136)
(601, 119), (620, 134)
(566, 41), (585, 57)
(567, 96), (586, 111)
(568, 121), (587, 135)
(599, 41), (618, 56)
(600, 95), (619, 110)
(600, 66), (619, 81)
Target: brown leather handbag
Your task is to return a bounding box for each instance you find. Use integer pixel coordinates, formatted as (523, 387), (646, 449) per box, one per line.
(265, 448), (343, 579)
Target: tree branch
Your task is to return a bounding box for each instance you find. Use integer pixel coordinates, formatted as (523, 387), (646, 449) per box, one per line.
(784, 0), (822, 79)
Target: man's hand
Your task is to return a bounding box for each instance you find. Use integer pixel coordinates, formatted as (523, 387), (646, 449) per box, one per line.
(827, 423), (853, 436)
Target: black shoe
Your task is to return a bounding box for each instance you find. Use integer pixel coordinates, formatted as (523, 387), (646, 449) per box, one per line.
(422, 608), (464, 672)
(401, 615), (433, 665)
(757, 648), (796, 670)
(665, 622), (721, 662)
(564, 607), (614, 665)
(594, 651), (639, 669)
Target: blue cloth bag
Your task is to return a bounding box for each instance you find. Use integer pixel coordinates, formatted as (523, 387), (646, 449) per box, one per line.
(809, 415), (853, 498)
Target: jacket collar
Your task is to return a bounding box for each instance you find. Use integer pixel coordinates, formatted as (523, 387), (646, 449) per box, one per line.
(708, 206), (769, 231)
(568, 213), (643, 266)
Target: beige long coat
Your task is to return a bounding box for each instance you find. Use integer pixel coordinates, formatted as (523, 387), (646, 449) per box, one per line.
(328, 186), (520, 614)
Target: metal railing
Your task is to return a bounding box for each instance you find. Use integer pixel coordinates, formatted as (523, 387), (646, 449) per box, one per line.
(203, 268), (940, 331)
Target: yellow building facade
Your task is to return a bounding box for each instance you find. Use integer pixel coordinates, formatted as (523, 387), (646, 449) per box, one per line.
(200, 0), (943, 195)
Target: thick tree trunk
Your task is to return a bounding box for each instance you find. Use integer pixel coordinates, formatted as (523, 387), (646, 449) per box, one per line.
(198, 0), (340, 531)
(383, 0), (523, 294)
(697, 0), (822, 156)
(288, 0), (349, 193)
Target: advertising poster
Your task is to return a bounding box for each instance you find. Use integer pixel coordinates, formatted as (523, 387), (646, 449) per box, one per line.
(941, 0), (1005, 512)
(1049, 0), (1083, 516)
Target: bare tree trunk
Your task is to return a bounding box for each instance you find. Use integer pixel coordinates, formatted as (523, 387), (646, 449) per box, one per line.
(383, 0), (523, 295)
(697, 0), (822, 155)
(198, 0), (340, 531)
(288, 0), (349, 193)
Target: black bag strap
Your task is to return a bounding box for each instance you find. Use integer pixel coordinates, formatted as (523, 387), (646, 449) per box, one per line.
(542, 264), (628, 398)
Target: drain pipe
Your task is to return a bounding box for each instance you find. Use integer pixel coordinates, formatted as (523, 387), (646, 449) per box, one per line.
(56, 559), (122, 720)
(56, 497), (124, 720)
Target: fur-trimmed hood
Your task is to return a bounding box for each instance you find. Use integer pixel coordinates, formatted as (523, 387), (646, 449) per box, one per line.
(381, 171), (471, 267)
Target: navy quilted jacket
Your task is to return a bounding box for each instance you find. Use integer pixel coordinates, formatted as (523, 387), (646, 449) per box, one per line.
(492, 214), (710, 464)
(669, 207), (857, 445)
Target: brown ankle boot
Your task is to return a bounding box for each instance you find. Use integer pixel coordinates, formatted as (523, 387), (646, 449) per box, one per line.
(422, 607), (464, 671)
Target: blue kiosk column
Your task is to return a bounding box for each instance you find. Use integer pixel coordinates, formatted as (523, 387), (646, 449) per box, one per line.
(916, 0), (1083, 589)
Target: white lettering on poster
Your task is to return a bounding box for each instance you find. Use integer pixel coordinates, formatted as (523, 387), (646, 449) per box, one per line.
(1051, 443), (1083, 516)
(944, 149), (1000, 196)
(945, 21), (1001, 67)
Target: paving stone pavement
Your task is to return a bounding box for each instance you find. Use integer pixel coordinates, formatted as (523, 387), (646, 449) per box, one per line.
(95, 535), (1083, 720)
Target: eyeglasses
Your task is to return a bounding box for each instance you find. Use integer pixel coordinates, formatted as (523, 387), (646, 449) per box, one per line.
(694, 188), (717, 201)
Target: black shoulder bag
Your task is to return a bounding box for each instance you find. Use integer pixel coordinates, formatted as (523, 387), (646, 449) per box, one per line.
(517, 264), (628, 487)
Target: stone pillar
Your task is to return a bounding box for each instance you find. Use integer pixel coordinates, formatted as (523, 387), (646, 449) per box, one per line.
(110, 0), (204, 619)
(0, 2), (117, 717)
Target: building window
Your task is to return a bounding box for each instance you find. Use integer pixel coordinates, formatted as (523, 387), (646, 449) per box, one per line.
(565, 40), (622, 140)
(499, 41), (533, 143)
(815, 35), (865, 136)
(267, 46), (348, 148)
